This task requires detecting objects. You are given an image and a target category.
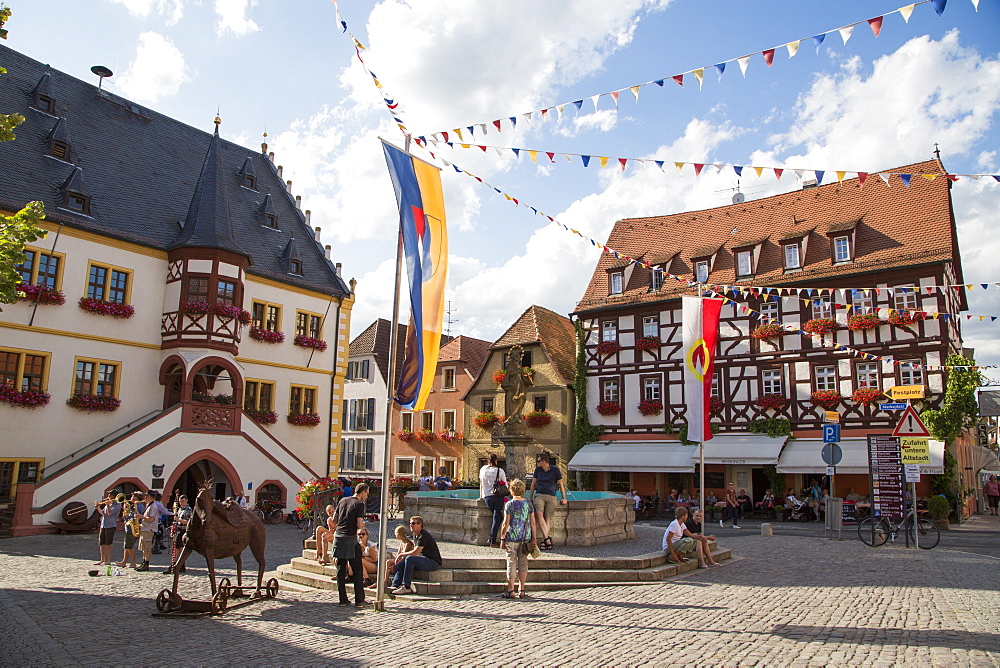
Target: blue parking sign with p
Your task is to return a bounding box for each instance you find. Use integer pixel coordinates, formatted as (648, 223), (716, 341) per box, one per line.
(822, 424), (840, 443)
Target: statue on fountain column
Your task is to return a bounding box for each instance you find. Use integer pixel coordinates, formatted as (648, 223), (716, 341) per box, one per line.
(501, 346), (532, 435)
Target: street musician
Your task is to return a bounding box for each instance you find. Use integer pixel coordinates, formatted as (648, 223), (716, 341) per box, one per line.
(94, 490), (123, 567)
(163, 494), (193, 574)
(116, 492), (143, 569)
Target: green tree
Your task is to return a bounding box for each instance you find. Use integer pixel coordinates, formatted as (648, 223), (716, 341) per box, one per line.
(0, 3), (48, 304)
(921, 354), (981, 506)
(572, 319), (603, 489)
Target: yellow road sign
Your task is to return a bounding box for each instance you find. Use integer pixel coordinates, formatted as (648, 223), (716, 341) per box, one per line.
(825, 411), (840, 423)
(884, 384), (925, 400)
(900, 437), (931, 464)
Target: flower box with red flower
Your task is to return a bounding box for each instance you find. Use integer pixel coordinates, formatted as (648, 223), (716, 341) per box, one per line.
(753, 394), (788, 411)
(810, 390), (842, 410)
(709, 397), (725, 415)
(415, 428), (435, 443)
(295, 476), (343, 517)
(751, 323), (784, 340)
(396, 429), (415, 442)
(524, 410), (551, 427)
(0, 384), (51, 409)
(491, 369), (506, 384)
(287, 412), (321, 426)
(245, 408), (279, 425)
(294, 335), (328, 351)
(437, 429), (463, 442)
(851, 387), (883, 405)
(637, 399), (663, 416)
(803, 318), (839, 335)
(249, 326), (285, 344)
(473, 412), (501, 430)
(596, 401), (622, 416)
(180, 300), (213, 316)
(888, 310), (927, 326)
(78, 297), (135, 319)
(66, 392), (121, 412)
(635, 336), (662, 352)
(847, 313), (882, 331)
(214, 303), (252, 325)
(595, 340), (622, 355)
(16, 282), (65, 305)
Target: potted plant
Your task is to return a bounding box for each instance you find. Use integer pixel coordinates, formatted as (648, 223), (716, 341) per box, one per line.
(249, 326), (285, 344)
(803, 318), (839, 335)
(287, 412), (321, 427)
(415, 428), (435, 443)
(851, 387), (883, 406)
(16, 282), (65, 305)
(596, 400), (622, 416)
(66, 393), (121, 412)
(0, 384), (51, 409)
(437, 429), (463, 442)
(927, 495), (950, 529)
(754, 394), (788, 411)
(245, 408), (279, 425)
(751, 323), (784, 341)
(213, 303), (252, 325)
(773, 504), (784, 520)
(595, 340), (623, 355)
(635, 335), (662, 352)
(847, 313), (881, 331)
(524, 410), (551, 427)
(709, 397), (725, 415)
(395, 429), (415, 442)
(810, 390), (842, 410)
(78, 297), (135, 319)
(473, 412), (502, 430)
(888, 310), (927, 327)
(637, 399), (663, 416)
(294, 335), (328, 351)
(180, 300), (213, 316)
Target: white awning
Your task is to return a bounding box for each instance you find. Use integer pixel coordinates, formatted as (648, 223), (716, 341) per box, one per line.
(568, 441), (697, 473)
(777, 438), (946, 476)
(971, 445), (1000, 473)
(690, 434), (788, 466)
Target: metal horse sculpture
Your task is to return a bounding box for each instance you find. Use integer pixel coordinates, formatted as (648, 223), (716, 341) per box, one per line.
(169, 481), (267, 600)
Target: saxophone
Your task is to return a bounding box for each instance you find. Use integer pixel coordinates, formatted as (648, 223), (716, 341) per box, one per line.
(123, 500), (141, 536)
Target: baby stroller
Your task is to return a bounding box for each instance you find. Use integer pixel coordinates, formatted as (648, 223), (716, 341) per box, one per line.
(785, 497), (810, 522)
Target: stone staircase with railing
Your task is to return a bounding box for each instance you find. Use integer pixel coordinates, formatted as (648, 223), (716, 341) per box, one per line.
(276, 539), (732, 596)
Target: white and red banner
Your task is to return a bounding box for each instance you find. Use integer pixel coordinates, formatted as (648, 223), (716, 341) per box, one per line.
(682, 296), (724, 443)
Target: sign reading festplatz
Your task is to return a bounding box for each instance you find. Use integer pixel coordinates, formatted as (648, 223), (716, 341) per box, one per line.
(867, 435), (905, 520)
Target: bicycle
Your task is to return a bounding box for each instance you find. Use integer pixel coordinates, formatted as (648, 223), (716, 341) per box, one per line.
(286, 509), (315, 535)
(253, 499), (284, 525)
(857, 509), (939, 549)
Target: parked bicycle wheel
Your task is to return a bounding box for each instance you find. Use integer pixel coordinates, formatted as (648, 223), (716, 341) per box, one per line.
(267, 509), (283, 524)
(252, 508), (266, 523)
(858, 517), (889, 546)
(908, 517), (940, 549)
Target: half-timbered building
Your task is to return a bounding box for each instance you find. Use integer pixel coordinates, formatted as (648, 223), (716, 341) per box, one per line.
(570, 159), (963, 503)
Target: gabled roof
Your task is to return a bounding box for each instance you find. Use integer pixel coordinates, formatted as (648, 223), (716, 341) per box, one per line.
(348, 318), (408, 385)
(439, 335), (491, 377)
(575, 159), (962, 312)
(492, 305), (576, 385)
(0, 44), (349, 297)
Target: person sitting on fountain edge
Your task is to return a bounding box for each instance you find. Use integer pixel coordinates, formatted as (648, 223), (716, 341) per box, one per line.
(390, 516), (442, 596)
(529, 452), (567, 551)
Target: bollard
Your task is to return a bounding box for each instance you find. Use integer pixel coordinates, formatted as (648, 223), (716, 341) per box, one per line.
(760, 523), (774, 537)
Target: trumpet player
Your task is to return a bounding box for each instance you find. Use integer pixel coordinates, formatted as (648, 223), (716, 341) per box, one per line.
(135, 490), (161, 572)
(94, 490), (123, 566)
(116, 492), (143, 569)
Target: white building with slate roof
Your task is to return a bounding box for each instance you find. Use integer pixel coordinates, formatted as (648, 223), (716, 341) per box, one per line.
(0, 44), (356, 534)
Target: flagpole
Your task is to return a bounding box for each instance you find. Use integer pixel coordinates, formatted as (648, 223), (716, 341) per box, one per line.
(374, 175), (408, 613)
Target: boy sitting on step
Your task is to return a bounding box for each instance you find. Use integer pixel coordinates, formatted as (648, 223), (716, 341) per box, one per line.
(662, 507), (709, 569)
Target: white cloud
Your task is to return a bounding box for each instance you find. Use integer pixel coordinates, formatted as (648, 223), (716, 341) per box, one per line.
(108, 0), (184, 24)
(557, 109), (619, 137)
(114, 32), (189, 103)
(214, 0), (259, 36)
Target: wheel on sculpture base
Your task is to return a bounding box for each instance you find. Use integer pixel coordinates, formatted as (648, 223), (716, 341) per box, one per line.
(218, 577), (232, 596)
(266, 577), (279, 598)
(156, 589), (173, 612)
(212, 589), (228, 614)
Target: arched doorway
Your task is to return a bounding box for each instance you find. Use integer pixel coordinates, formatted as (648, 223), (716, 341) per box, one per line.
(162, 363), (184, 409)
(164, 450), (243, 507)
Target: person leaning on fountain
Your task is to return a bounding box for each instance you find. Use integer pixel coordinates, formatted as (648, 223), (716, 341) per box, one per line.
(528, 453), (566, 551)
(390, 516), (442, 596)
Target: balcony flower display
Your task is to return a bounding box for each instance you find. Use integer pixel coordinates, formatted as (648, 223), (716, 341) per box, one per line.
(888, 310), (927, 326)
(635, 335), (662, 352)
(415, 428), (435, 443)
(709, 397), (725, 415)
(245, 408), (279, 425)
(214, 303), (252, 325)
(180, 300), (213, 316)
(0, 384), (51, 409)
(437, 429), (463, 442)
(637, 399), (663, 416)
(66, 392), (121, 412)
(753, 394), (788, 411)
(389, 476), (415, 491)
(847, 313), (882, 331)
(294, 335), (328, 351)
(287, 412), (322, 427)
(249, 326), (285, 344)
(595, 340), (623, 355)
(395, 429), (415, 442)
(802, 318), (839, 335)
(751, 323), (784, 340)
(473, 412), (502, 430)
(491, 369), (506, 384)
(16, 282), (65, 305)
(78, 297), (135, 319)
(596, 400), (623, 416)
(524, 410), (552, 427)
(852, 387), (883, 406)
(810, 390), (842, 410)
(295, 476), (343, 517)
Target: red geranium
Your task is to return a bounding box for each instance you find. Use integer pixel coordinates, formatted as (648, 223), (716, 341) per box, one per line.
(294, 335), (328, 351)
(596, 401), (622, 416)
(595, 340), (623, 355)
(803, 318), (839, 335)
(16, 283), (65, 305)
(66, 393), (120, 412)
(635, 336), (662, 352)
(754, 394), (788, 411)
(78, 297), (135, 319)
(524, 410), (552, 427)
(396, 429), (415, 442)
(473, 412), (502, 430)
(751, 323), (784, 340)
(847, 313), (882, 331)
(287, 412), (321, 426)
(637, 399), (663, 416)
(415, 428), (435, 443)
(245, 408), (279, 425)
(852, 387), (883, 405)
(214, 303), (252, 325)
(888, 310), (927, 326)
(249, 326), (285, 344)
(810, 390), (842, 410)
(0, 384), (51, 408)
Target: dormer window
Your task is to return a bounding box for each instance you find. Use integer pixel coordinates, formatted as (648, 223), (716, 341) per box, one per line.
(289, 259), (303, 275)
(65, 192), (89, 213)
(650, 267), (664, 292)
(49, 139), (70, 160)
(833, 236), (851, 263)
(244, 173), (257, 189)
(609, 271), (623, 294)
(735, 250), (752, 277)
(783, 243), (801, 270)
(31, 72), (55, 114)
(264, 213), (278, 229)
(34, 94), (55, 114)
(694, 260), (709, 283)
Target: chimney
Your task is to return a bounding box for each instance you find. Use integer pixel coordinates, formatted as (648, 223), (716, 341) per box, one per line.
(314, 226), (321, 242)
(335, 262), (342, 276)
(324, 244), (332, 260)
(276, 165), (283, 178)
(285, 180), (292, 193)
(295, 195), (302, 209)
(305, 209), (312, 225)
(268, 152), (275, 163)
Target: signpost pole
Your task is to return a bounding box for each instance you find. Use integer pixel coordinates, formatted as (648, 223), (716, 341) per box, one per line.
(912, 480), (919, 550)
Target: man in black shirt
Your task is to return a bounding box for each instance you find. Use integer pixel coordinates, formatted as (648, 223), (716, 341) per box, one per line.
(332, 483), (370, 607)
(390, 516), (442, 595)
(684, 509), (720, 567)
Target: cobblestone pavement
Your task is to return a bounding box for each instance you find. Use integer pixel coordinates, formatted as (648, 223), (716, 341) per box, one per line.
(1, 516), (998, 666)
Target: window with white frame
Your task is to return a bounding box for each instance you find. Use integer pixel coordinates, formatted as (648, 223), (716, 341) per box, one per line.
(395, 458), (415, 475)
(758, 300), (779, 322)
(442, 366), (456, 390)
(602, 320), (617, 342)
(899, 360), (924, 386)
(642, 316), (658, 338)
(694, 260), (709, 283)
(609, 271), (623, 294)
(420, 411), (434, 430)
(852, 290), (874, 314)
(642, 376), (661, 401)
(761, 369), (783, 395)
(833, 236), (851, 263)
(815, 365), (837, 392)
(400, 412), (413, 432)
(856, 362), (879, 389)
(442, 410), (456, 431)
(812, 299), (833, 320)
(736, 250), (753, 277)
(650, 268), (665, 292)
(894, 285), (919, 311)
(783, 243), (801, 269)
(601, 378), (619, 403)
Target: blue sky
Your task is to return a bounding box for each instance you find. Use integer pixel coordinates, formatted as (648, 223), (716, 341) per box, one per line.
(5, 0), (1000, 366)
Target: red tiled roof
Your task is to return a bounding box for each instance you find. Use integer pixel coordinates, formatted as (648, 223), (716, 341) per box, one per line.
(439, 335), (492, 377)
(493, 305), (577, 384)
(575, 159), (961, 313)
